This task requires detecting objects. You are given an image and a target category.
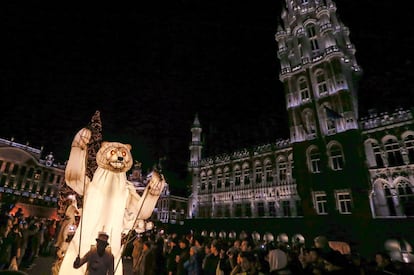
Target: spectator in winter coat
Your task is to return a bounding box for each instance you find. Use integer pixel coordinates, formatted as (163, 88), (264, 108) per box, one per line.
(137, 240), (156, 275)
(184, 246), (201, 275)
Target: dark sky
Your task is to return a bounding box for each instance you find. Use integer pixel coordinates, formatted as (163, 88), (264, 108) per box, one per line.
(1, 1), (413, 193)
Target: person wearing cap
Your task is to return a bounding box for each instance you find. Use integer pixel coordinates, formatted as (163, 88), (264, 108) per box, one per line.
(73, 232), (114, 275)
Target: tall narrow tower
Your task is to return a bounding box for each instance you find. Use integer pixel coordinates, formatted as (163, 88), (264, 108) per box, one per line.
(188, 114), (203, 218)
(275, 0), (370, 219)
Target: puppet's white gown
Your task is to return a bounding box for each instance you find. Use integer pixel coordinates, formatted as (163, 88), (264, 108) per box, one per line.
(59, 168), (133, 275)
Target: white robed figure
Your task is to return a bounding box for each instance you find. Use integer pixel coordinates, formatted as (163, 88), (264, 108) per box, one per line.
(58, 127), (165, 275)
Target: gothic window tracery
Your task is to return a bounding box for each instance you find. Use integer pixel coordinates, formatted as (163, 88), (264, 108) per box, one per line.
(277, 156), (288, 182)
(384, 185), (397, 216)
(403, 134), (414, 163)
(255, 164), (263, 183)
(242, 163), (250, 185)
(234, 165), (241, 186)
(200, 172), (206, 191)
(224, 166), (231, 187)
(288, 153), (294, 176)
(255, 162), (263, 183)
(208, 170), (213, 191)
(383, 137), (404, 167)
(265, 160), (273, 183)
(397, 180), (414, 216)
(372, 141), (385, 168)
(216, 169), (223, 189)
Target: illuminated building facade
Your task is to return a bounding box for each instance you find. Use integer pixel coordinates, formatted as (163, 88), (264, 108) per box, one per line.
(127, 160), (188, 226)
(188, 113), (299, 219)
(0, 137), (65, 218)
(157, 184), (188, 225)
(187, 0), (414, 252)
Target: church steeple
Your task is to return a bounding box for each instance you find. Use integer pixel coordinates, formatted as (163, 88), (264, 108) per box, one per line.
(189, 113), (202, 164)
(188, 113), (203, 218)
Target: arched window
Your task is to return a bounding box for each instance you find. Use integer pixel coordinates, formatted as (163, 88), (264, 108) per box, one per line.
(242, 163), (250, 185)
(288, 153), (294, 167)
(265, 160), (273, 183)
(403, 134), (414, 163)
(200, 172), (207, 191)
(370, 141), (385, 168)
(384, 138), (404, 166)
(298, 77), (310, 101)
(328, 143), (344, 171)
(216, 169), (223, 189)
(397, 180), (414, 216)
(307, 146), (321, 173)
(224, 167), (231, 188)
(255, 162), (262, 183)
(384, 186), (397, 216)
(234, 165), (241, 186)
(315, 70), (328, 96)
(364, 140), (384, 168)
(277, 156), (288, 182)
(207, 170), (213, 191)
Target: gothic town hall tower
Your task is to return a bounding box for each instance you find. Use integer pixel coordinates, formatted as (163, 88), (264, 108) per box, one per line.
(275, 0), (371, 220)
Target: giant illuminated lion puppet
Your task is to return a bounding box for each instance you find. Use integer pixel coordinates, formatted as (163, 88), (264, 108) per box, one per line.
(58, 126), (165, 275)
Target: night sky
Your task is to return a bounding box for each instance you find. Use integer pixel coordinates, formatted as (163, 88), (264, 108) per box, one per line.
(2, 1), (413, 194)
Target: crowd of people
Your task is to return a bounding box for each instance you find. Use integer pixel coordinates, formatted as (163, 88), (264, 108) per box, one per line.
(1, 207), (414, 274)
(0, 208), (57, 272)
(120, 230), (414, 275)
